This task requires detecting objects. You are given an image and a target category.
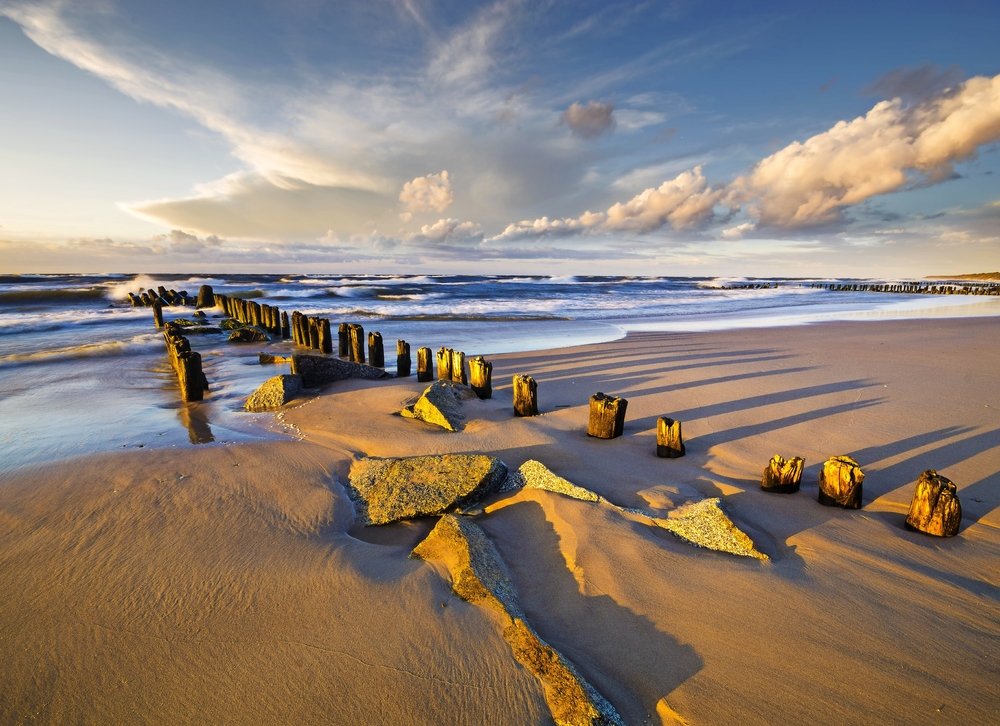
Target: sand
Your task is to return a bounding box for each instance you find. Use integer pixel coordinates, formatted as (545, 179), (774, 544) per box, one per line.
(1, 317), (999, 724)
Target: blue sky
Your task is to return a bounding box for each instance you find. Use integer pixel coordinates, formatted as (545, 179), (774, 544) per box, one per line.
(1, 0), (998, 275)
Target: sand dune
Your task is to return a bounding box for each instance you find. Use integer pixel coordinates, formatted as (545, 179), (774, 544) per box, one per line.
(2, 318), (999, 724)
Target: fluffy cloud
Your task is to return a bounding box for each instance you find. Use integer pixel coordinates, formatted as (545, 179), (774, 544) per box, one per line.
(720, 223), (756, 239)
(151, 229), (224, 254)
(405, 217), (482, 244)
(604, 167), (719, 231)
(728, 73), (1000, 228)
(559, 100), (616, 139)
(490, 211), (605, 241)
(399, 171), (454, 213)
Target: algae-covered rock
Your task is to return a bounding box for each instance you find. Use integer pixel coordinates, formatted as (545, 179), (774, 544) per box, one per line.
(220, 318), (245, 330)
(652, 498), (767, 560)
(290, 353), (390, 387)
(411, 515), (626, 726)
(229, 327), (268, 343)
(505, 460), (601, 501)
(259, 353), (292, 364)
(348, 454), (508, 525)
(400, 380), (476, 432)
(245, 374), (302, 411)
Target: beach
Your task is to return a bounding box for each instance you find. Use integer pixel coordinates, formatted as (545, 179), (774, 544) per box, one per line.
(1, 317), (999, 724)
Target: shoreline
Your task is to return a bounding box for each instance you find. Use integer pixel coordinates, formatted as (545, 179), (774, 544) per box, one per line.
(2, 316), (999, 724)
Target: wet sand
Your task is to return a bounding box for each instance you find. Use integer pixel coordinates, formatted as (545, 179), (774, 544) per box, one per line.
(2, 317), (999, 724)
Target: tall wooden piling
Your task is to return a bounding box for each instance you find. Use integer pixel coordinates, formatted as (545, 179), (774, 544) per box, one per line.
(587, 393), (627, 439)
(469, 356), (492, 399)
(417, 347), (433, 381)
(320, 319), (333, 354)
(281, 311), (290, 339)
(368, 332), (384, 367)
(196, 284), (214, 309)
(450, 350), (467, 385)
(309, 318), (320, 349)
(513, 374), (538, 417)
(437, 347), (453, 381)
(153, 301), (163, 329)
(338, 323), (350, 357)
(656, 417), (685, 458)
(350, 324), (366, 363)
(396, 340), (411, 377)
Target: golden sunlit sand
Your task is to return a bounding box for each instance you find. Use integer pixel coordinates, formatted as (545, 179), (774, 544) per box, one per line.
(2, 318), (999, 724)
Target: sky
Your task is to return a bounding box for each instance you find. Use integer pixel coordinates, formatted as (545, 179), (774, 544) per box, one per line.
(1, 0), (999, 276)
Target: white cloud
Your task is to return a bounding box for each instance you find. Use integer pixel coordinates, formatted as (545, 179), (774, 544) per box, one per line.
(604, 166), (718, 232)
(489, 211), (605, 241)
(405, 217), (482, 244)
(150, 229), (224, 254)
(399, 171), (454, 213)
(720, 222), (756, 239)
(615, 109), (667, 131)
(559, 100), (616, 139)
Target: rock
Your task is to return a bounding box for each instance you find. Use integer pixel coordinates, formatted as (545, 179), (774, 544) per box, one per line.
(905, 470), (962, 537)
(347, 454), (509, 525)
(651, 499), (768, 560)
(505, 460), (601, 501)
(228, 327), (269, 343)
(818, 455), (864, 509)
(411, 515), (626, 726)
(400, 380), (476, 432)
(244, 374), (302, 412)
(196, 284), (214, 309)
(258, 353), (292, 364)
(290, 353), (390, 387)
(220, 318), (245, 330)
(193, 310), (207, 319)
(761, 455), (804, 493)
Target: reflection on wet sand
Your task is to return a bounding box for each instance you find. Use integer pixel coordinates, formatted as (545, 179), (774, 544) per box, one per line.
(178, 403), (215, 444)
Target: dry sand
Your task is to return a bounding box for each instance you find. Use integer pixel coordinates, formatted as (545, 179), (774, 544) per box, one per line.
(2, 318), (999, 724)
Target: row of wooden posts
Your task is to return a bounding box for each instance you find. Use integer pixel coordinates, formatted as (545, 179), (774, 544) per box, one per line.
(812, 281), (1000, 296)
(128, 285), (192, 308)
(162, 322), (208, 402)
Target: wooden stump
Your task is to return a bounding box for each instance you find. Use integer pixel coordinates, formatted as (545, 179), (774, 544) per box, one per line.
(319, 319), (333, 354)
(308, 318), (320, 349)
(513, 374), (538, 417)
(350, 324), (366, 363)
(450, 350), (467, 384)
(905, 470), (962, 536)
(761, 455), (803, 493)
(587, 393), (627, 439)
(437, 347), (453, 380)
(176, 351), (206, 402)
(368, 332), (385, 367)
(196, 284), (214, 308)
(281, 311), (290, 339)
(469, 356), (492, 399)
(417, 347), (433, 382)
(656, 417), (685, 458)
(818, 456), (864, 509)
(153, 301), (163, 328)
(338, 323), (350, 357)
(396, 340), (411, 378)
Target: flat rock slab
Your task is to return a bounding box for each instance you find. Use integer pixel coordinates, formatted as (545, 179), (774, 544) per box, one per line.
(347, 454), (509, 525)
(245, 374), (302, 412)
(411, 515), (626, 726)
(505, 460), (601, 501)
(651, 499), (768, 560)
(291, 353), (390, 387)
(229, 328), (268, 343)
(400, 380), (476, 432)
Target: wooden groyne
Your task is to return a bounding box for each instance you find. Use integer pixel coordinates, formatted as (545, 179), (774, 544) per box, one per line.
(162, 322), (209, 402)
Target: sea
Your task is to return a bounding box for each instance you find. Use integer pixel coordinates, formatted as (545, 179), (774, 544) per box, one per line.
(2, 273), (998, 471)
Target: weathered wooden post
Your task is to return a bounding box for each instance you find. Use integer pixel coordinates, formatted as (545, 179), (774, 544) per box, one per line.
(587, 393), (627, 439)
(153, 301), (164, 328)
(417, 347), (433, 381)
(281, 311), (290, 339)
(196, 284), (214, 309)
(905, 470), (961, 536)
(818, 456), (864, 508)
(338, 323), (350, 357)
(176, 351), (206, 402)
(396, 340), (411, 377)
(350, 324), (366, 363)
(437, 347), (453, 380)
(513, 374), (538, 417)
(368, 332), (384, 367)
(656, 417), (685, 458)
(761, 455), (803, 492)
(308, 318), (319, 349)
(469, 356), (492, 399)
(450, 350), (467, 384)
(320, 319), (333, 354)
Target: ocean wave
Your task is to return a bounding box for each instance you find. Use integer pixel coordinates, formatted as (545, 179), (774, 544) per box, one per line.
(0, 334), (162, 368)
(0, 287), (108, 305)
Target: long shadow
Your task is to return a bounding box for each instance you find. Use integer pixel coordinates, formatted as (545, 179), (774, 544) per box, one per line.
(628, 379), (877, 431)
(598, 365), (818, 401)
(850, 426), (975, 469)
(493, 347), (786, 376)
(481, 502), (703, 724)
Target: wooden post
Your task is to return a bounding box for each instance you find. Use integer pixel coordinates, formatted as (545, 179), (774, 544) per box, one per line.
(587, 393), (627, 439)
(396, 340), (411, 377)
(761, 455), (802, 492)
(196, 284), (214, 309)
(350, 324), (366, 363)
(469, 356), (492, 399)
(338, 323), (350, 357)
(437, 347), (453, 380)
(450, 350), (467, 385)
(153, 301), (164, 329)
(513, 374), (538, 417)
(368, 331), (384, 367)
(417, 347), (433, 381)
(281, 311), (290, 339)
(251, 302), (262, 328)
(320, 319), (333, 354)
(176, 351), (206, 402)
(818, 456), (864, 509)
(656, 417), (685, 458)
